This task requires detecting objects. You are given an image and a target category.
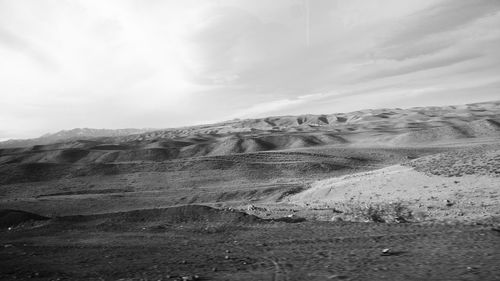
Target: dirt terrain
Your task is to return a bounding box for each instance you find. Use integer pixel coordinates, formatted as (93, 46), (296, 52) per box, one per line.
(1, 206), (500, 281)
(1, 101), (500, 280)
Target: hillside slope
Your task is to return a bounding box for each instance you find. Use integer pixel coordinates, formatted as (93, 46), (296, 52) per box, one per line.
(1, 101), (499, 165)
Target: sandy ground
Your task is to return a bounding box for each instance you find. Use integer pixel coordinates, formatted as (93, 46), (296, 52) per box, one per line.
(287, 164), (499, 222)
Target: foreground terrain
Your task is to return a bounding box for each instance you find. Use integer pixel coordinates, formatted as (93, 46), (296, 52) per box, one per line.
(1, 206), (500, 281)
(1, 101), (500, 280)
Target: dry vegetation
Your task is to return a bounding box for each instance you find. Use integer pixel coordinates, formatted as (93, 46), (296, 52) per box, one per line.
(405, 144), (500, 177)
(333, 201), (416, 223)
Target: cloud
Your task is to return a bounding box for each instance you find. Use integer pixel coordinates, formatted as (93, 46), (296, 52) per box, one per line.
(1, 0), (500, 139)
(0, 27), (57, 69)
(232, 98), (302, 118)
(180, 5), (300, 86)
(231, 92), (339, 118)
(337, 3), (500, 93)
(382, 0), (500, 47)
(362, 52), (482, 80)
(176, 0), (500, 98)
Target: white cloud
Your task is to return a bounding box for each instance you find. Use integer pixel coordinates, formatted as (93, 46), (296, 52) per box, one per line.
(230, 92), (341, 118)
(231, 98), (302, 119)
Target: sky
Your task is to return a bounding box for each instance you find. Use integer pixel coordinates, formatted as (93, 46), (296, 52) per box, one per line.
(1, 0), (500, 139)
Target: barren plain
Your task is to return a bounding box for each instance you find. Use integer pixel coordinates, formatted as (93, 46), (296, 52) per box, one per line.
(1, 101), (500, 280)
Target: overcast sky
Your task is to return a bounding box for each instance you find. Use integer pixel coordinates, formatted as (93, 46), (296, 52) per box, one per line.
(1, 0), (500, 139)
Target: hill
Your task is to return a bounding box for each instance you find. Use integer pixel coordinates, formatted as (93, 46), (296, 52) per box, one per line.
(0, 128), (154, 148)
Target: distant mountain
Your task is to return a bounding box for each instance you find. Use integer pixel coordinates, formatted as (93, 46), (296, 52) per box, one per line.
(1, 100), (500, 150)
(0, 128), (154, 148)
(111, 100), (500, 144)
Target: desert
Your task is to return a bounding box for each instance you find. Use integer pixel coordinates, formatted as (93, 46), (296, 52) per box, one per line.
(1, 101), (500, 280)
(3, 0), (500, 279)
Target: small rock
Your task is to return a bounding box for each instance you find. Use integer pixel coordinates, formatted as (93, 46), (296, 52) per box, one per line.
(225, 249), (230, 253)
(181, 260), (187, 264)
(466, 266), (479, 271)
(381, 248), (392, 256)
(224, 255), (230, 260)
(211, 267), (217, 272)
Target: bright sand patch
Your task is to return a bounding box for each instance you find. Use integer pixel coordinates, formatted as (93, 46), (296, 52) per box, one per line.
(290, 165), (500, 221)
